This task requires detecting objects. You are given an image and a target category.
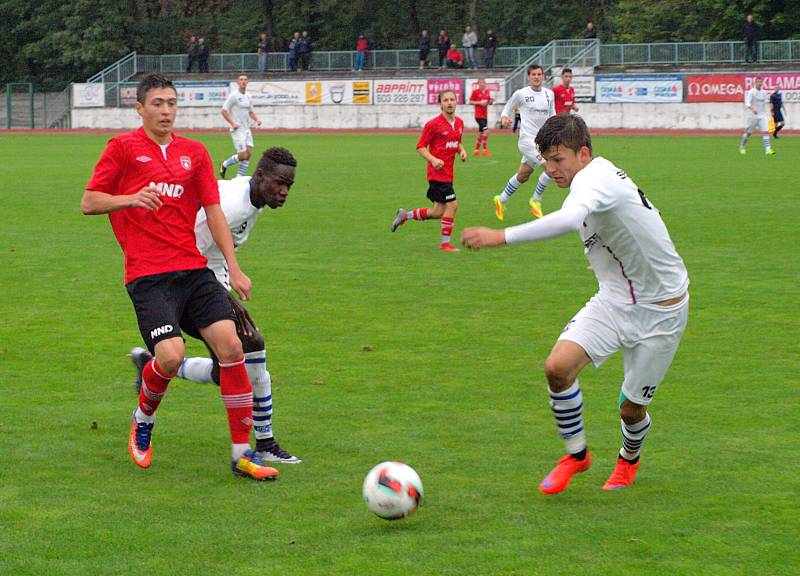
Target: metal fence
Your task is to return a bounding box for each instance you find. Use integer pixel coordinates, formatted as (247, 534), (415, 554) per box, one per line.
(600, 39), (800, 65)
(0, 83), (71, 128)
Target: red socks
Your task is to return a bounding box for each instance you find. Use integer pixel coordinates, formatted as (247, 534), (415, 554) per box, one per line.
(138, 359), (175, 416)
(411, 208), (429, 220)
(441, 216), (454, 241)
(219, 357), (254, 444)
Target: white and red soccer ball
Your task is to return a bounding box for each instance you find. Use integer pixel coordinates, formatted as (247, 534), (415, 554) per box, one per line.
(362, 461), (423, 520)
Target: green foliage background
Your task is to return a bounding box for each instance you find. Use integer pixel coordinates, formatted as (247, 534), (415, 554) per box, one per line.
(2, 0), (799, 89)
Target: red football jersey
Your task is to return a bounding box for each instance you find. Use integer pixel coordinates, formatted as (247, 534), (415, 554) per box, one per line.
(469, 89), (493, 119)
(86, 127), (220, 284)
(553, 84), (576, 114)
(416, 114), (464, 182)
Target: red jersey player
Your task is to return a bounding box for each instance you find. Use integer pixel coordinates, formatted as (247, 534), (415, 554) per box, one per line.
(469, 78), (494, 156)
(390, 89), (467, 252)
(81, 74), (277, 481)
(553, 68), (579, 115)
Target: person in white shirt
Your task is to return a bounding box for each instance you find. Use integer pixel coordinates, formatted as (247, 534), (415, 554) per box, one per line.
(219, 75), (263, 178)
(462, 114), (689, 495)
(131, 147), (301, 464)
(739, 77), (774, 156)
(462, 25), (478, 69)
(494, 64), (556, 221)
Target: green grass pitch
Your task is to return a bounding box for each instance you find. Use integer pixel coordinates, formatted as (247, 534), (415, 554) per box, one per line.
(0, 129), (797, 575)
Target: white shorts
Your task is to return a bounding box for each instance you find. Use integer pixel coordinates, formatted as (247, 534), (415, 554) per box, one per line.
(557, 293), (689, 405)
(231, 128), (254, 152)
(745, 114), (769, 133)
(518, 140), (545, 168)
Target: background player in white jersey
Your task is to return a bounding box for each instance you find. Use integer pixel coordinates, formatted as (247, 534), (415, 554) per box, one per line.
(462, 115), (689, 494)
(132, 147), (300, 464)
(739, 77), (774, 156)
(494, 64), (556, 221)
(220, 75), (263, 178)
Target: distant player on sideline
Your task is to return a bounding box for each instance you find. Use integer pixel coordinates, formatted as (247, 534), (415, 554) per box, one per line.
(770, 87), (786, 139)
(494, 64), (556, 221)
(469, 78), (494, 156)
(462, 115), (689, 494)
(81, 73), (277, 481)
(390, 90), (466, 252)
(739, 77), (774, 155)
(220, 75), (262, 178)
(553, 68), (579, 115)
(131, 147), (301, 464)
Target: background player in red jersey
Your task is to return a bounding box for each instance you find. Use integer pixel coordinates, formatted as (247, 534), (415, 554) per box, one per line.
(469, 78), (494, 156)
(80, 73), (278, 481)
(553, 68), (579, 115)
(390, 89), (467, 252)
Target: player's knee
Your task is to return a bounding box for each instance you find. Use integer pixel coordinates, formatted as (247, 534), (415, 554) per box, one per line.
(154, 350), (183, 375)
(544, 357), (572, 392)
(620, 400), (647, 425)
(517, 172), (530, 183)
(241, 329), (265, 353)
(214, 335), (244, 363)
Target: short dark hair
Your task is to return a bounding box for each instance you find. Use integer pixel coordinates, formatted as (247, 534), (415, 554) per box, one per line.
(535, 114), (592, 154)
(136, 74), (176, 104)
(438, 89), (456, 102)
(257, 147), (297, 173)
(562, 67), (573, 74)
(527, 64), (543, 74)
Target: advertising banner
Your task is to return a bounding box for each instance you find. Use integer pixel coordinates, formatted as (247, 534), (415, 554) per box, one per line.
(175, 81), (230, 107)
(596, 75), (682, 103)
(464, 78), (508, 104)
(551, 67), (595, 102)
(73, 83), (105, 107)
(304, 80), (373, 105)
(687, 73), (800, 103)
(373, 79), (427, 105)
(427, 78), (465, 104)
(246, 81), (306, 105)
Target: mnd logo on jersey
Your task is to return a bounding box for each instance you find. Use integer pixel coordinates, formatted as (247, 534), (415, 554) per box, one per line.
(149, 181), (185, 198)
(444, 141), (460, 149)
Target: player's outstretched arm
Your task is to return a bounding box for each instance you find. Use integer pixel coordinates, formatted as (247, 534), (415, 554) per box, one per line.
(205, 203), (252, 301)
(80, 187), (163, 215)
(461, 227), (506, 250)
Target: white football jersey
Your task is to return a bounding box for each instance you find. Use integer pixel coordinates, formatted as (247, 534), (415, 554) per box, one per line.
(744, 87), (769, 117)
(502, 86), (556, 144)
(222, 90), (254, 128)
(562, 157), (689, 305)
(195, 177), (263, 291)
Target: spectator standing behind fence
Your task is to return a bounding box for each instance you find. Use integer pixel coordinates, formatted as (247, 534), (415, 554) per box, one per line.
(437, 30), (450, 69)
(419, 29), (431, 69)
(257, 33), (269, 72)
(288, 32), (300, 71)
(197, 37), (210, 73)
(583, 21), (597, 40)
(186, 35), (198, 72)
(354, 34), (369, 71)
(447, 44), (465, 68)
(743, 14), (759, 63)
(462, 26), (478, 69)
(297, 31), (312, 71)
(484, 30), (497, 68)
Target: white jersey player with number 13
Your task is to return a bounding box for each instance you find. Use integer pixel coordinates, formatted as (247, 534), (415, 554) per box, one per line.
(494, 64), (556, 221)
(462, 114), (689, 494)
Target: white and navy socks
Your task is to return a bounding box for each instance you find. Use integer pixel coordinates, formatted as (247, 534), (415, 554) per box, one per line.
(237, 160), (250, 177)
(499, 174), (522, 203)
(246, 350), (274, 444)
(532, 172), (551, 202)
(549, 381), (586, 456)
(620, 412), (651, 462)
(222, 154), (240, 169)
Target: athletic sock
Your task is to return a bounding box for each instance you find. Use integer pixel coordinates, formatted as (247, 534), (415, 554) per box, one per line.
(474, 137), (481, 150)
(222, 154), (239, 168)
(620, 412), (651, 461)
(219, 357), (253, 445)
(407, 208), (429, 221)
(483, 133), (490, 149)
(499, 174), (521, 203)
(178, 357), (214, 383)
(136, 359), (176, 423)
(739, 133), (749, 148)
(441, 216), (454, 244)
(533, 173), (551, 202)
(245, 351), (274, 442)
(549, 380), (586, 455)
(237, 160), (250, 177)
(761, 135), (771, 150)
(774, 124), (783, 137)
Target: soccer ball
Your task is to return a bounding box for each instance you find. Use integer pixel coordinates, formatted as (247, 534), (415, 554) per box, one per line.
(362, 461), (423, 520)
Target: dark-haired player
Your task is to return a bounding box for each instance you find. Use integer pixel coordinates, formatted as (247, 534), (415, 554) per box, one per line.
(131, 147), (301, 464)
(81, 73), (277, 481)
(462, 115), (689, 494)
(553, 68), (579, 115)
(390, 89), (466, 252)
